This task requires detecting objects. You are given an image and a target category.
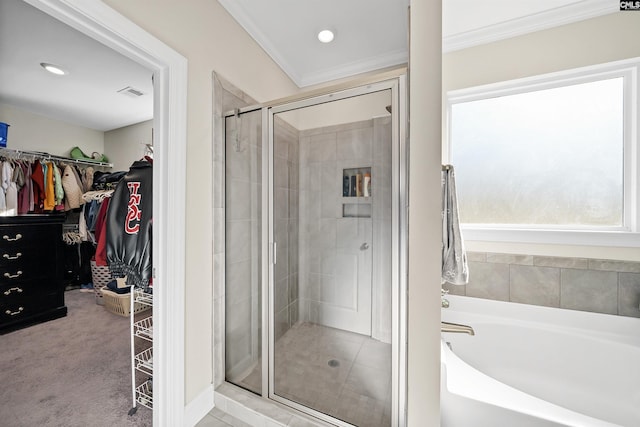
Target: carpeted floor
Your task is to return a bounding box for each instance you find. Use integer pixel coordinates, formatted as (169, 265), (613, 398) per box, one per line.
(0, 289), (152, 427)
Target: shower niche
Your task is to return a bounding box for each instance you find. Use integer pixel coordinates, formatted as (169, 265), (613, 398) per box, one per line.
(222, 76), (406, 427)
(342, 167), (372, 218)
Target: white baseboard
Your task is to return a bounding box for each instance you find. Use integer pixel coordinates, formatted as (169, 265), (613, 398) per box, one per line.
(184, 384), (215, 427)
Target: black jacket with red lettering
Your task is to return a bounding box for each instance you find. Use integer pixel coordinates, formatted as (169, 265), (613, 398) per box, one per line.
(106, 160), (152, 289)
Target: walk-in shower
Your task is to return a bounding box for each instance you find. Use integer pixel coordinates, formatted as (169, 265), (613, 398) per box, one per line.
(223, 76), (407, 427)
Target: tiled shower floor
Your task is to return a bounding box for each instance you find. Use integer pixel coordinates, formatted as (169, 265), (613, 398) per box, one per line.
(236, 322), (391, 427)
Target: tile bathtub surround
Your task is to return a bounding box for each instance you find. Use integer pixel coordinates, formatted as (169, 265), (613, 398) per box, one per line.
(443, 252), (640, 318)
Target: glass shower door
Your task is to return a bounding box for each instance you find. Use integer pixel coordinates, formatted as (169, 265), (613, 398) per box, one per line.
(224, 109), (263, 394)
(269, 86), (395, 427)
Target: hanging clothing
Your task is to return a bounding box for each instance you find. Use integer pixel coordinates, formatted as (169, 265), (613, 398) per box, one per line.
(79, 203), (88, 241)
(441, 165), (469, 285)
(31, 160), (45, 212)
(61, 164), (84, 210)
(0, 153), (115, 216)
(82, 167), (94, 192)
(44, 161), (56, 210)
(52, 163), (64, 208)
(16, 162), (25, 214)
(106, 160), (152, 289)
(85, 200), (101, 232)
(93, 197), (111, 266)
(11, 162), (25, 214)
(0, 161), (9, 213)
(4, 161), (18, 215)
(17, 161), (33, 214)
(27, 162), (34, 212)
(12, 162), (25, 192)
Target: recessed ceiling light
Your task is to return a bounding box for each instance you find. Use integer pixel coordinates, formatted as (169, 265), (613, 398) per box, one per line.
(317, 29), (335, 43)
(40, 62), (67, 76)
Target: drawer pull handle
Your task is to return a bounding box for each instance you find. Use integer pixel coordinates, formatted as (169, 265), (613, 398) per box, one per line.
(3, 287), (23, 295)
(4, 271), (23, 279)
(5, 307), (24, 316)
(3, 252), (22, 260)
(2, 234), (22, 242)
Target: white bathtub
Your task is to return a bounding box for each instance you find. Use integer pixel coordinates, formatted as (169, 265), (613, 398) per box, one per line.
(440, 295), (640, 427)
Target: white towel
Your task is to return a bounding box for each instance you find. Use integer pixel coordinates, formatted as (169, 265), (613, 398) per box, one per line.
(441, 165), (468, 285)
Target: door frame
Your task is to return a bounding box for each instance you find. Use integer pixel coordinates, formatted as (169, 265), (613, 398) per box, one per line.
(24, 1), (188, 425)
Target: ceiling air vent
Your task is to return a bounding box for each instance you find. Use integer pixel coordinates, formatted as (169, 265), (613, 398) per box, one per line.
(117, 86), (145, 98)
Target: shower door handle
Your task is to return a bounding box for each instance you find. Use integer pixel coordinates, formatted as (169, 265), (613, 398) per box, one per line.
(272, 242), (277, 265)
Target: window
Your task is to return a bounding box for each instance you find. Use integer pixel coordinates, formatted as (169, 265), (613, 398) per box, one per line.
(446, 58), (639, 247)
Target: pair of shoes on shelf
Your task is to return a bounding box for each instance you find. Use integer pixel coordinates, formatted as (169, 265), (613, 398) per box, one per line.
(80, 283), (94, 293)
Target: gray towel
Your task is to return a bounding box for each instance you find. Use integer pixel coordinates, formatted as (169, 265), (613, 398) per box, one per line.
(442, 165), (468, 285)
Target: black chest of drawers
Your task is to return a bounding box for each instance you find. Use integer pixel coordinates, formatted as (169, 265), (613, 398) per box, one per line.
(0, 215), (67, 334)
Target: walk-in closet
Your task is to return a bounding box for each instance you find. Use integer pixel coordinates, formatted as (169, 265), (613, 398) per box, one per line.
(0, 1), (155, 425)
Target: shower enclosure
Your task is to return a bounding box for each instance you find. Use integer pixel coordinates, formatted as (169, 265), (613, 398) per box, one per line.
(223, 76), (407, 427)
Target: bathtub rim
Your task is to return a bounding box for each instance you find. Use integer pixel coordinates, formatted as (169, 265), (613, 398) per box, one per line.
(440, 295), (640, 426)
(442, 295), (640, 346)
(440, 339), (623, 427)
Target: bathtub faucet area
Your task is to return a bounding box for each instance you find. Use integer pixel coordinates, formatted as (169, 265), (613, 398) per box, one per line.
(441, 321), (475, 335)
(441, 288), (450, 308)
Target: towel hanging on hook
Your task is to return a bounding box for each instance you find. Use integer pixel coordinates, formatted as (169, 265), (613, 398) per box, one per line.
(441, 164), (468, 285)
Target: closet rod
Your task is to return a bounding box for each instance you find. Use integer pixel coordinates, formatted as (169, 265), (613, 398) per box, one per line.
(0, 147), (113, 168)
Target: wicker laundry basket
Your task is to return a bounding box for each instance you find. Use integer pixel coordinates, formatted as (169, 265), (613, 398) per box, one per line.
(101, 288), (151, 317)
(90, 260), (111, 305)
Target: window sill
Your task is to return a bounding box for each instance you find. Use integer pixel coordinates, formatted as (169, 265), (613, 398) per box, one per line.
(461, 227), (640, 248)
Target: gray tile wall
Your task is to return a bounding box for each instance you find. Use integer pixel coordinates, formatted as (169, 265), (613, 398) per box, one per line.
(299, 122), (363, 321)
(224, 109), (263, 381)
(443, 252), (640, 318)
(213, 72), (260, 388)
(371, 116), (392, 343)
(298, 118), (393, 341)
(273, 116), (300, 341)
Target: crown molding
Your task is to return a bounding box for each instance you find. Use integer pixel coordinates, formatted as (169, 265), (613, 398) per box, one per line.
(218, 0), (303, 85)
(443, 0), (619, 53)
(298, 49), (408, 87)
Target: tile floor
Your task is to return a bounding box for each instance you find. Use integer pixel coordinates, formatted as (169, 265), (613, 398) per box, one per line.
(196, 407), (252, 427)
(234, 322), (392, 427)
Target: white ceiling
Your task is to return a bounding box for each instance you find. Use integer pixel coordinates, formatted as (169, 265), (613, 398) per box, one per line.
(0, 0), (153, 132)
(0, 0), (619, 132)
(220, 0), (618, 87)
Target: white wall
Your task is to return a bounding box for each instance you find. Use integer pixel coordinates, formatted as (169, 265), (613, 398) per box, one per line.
(443, 13), (640, 93)
(443, 12), (640, 262)
(407, 1), (442, 426)
(0, 102), (103, 157)
(104, 119), (153, 171)
(103, 0), (301, 405)
(0, 102), (149, 172)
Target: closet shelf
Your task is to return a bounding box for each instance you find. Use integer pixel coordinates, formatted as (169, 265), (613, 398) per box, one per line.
(134, 288), (153, 307)
(135, 381), (153, 410)
(0, 147), (113, 168)
(130, 278), (152, 415)
(341, 196), (371, 203)
(135, 347), (153, 376)
(134, 316), (153, 342)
